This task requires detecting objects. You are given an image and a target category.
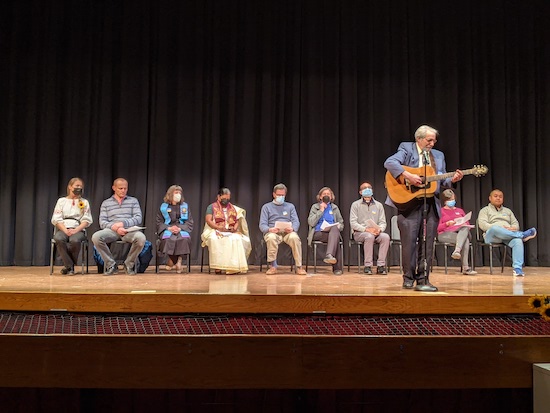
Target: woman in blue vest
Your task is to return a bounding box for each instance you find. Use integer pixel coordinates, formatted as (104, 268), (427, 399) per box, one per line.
(156, 185), (194, 273)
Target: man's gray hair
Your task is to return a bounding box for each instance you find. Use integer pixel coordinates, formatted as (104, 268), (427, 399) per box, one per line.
(414, 125), (438, 141)
(273, 183), (287, 193)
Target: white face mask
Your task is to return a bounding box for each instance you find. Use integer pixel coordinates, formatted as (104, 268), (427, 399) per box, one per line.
(173, 193), (182, 203)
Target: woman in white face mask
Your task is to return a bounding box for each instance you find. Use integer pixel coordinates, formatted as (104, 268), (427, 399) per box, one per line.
(437, 189), (476, 275)
(156, 185), (194, 273)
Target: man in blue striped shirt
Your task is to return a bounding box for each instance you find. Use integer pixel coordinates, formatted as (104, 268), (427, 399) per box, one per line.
(92, 178), (146, 275)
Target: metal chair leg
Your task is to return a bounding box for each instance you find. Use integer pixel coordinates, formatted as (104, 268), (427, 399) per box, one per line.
(443, 244), (448, 274)
(313, 243), (317, 274)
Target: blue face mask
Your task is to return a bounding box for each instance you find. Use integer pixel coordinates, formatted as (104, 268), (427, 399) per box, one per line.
(361, 188), (373, 197)
(274, 195), (285, 205)
(446, 200), (456, 208)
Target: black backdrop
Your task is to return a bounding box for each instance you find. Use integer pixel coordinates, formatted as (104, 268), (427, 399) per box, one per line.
(1, 0), (549, 266)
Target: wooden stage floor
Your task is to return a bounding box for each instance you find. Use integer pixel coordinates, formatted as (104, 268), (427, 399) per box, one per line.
(0, 264), (548, 315)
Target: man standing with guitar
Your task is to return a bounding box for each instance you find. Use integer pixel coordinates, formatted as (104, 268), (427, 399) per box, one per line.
(384, 125), (464, 292)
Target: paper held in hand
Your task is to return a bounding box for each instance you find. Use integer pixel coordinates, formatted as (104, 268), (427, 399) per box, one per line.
(126, 226), (146, 232)
(453, 211), (473, 227)
(365, 219), (380, 231)
(320, 220), (339, 232)
(274, 221), (293, 231)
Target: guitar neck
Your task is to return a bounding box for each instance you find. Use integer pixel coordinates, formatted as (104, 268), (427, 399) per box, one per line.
(425, 168), (477, 183)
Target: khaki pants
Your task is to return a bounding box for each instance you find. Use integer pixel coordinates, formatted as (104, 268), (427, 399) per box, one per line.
(264, 231), (302, 267)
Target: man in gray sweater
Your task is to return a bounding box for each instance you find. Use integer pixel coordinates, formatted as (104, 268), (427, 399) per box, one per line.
(92, 178), (146, 275)
(477, 189), (536, 276)
(259, 183), (307, 275)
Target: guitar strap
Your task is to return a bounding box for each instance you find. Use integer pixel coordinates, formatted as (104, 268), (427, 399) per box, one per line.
(423, 151), (437, 170)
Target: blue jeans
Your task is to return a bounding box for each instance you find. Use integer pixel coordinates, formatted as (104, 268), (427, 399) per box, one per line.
(483, 226), (524, 269)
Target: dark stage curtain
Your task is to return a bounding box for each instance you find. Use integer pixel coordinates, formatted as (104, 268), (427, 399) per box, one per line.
(1, 0), (549, 266)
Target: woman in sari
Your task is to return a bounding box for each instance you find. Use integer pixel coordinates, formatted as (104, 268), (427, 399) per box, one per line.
(156, 185), (193, 273)
(201, 188), (251, 274)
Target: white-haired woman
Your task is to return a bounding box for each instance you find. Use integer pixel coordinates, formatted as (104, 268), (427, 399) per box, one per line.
(156, 185), (194, 273)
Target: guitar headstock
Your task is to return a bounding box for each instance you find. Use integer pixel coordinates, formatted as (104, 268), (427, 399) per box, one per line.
(472, 165), (488, 177)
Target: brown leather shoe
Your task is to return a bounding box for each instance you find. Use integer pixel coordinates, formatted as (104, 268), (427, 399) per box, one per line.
(295, 267), (307, 275)
(266, 267), (278, 275)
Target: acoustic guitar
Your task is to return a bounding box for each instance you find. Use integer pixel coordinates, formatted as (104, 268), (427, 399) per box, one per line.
(385, 164), (488, 210)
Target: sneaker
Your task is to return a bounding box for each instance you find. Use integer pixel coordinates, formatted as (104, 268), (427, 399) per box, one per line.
(462, 268), (478, 275)
(363, 266), (373, 275)
(451, 250), (461, 260)
(175, 256), (183, 274)
(124, 264), (136, 275)
(521, 228), (537, 242)
(104, 265), (118, 276)
(266, 266), (278, 275)
(377, 266), (387, 275)
(60, 266), (74, 275)
(333, 270), (343, 276)
(295, 267), (308, 275)
(323, 254), (337, 264)
(513, 268), (525, 276)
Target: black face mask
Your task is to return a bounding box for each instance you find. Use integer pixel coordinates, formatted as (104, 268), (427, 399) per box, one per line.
(220, 199), (229, 206)
(322, 195), (330, 203)
(73, 188), (83, 196)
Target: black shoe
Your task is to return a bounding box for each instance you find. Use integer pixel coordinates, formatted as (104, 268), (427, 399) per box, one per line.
(377, 266), (387, 275)
(125, 264), (136, 275)
(402, 280), (415, 289)
(333, 270), (343, 276)
(60, 266), (74, 275)
(414, 282), (438, 292)
(104, 265), (118, 276)
(323, 254), (337, 264)
(363, 266), (373, 275)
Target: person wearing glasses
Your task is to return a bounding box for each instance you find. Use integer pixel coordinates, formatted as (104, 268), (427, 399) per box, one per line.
(384, 125), (464, 292)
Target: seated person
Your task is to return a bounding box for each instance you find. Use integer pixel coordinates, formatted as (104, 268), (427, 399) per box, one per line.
(307, 186), (344, 275)
(477, 189), (536, 276)
(259, 183), (307, 275)
(437, 189), (476, 275)
(349, 182), (390, 274)
(201, 187), (251, 274)
(156, 185), (193, 274)
(51, 177), (93, 275)
(91, 178), (146, 275)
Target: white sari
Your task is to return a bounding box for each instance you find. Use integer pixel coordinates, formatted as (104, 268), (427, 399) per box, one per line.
(201, 205), (251, 272)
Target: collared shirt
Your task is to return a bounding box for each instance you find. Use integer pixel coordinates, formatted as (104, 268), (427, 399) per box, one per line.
(314, 203), (335, 231)
(477, 203), (519, 232)
(416, 143), (425, 167)
(349, 196), (387, 233)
